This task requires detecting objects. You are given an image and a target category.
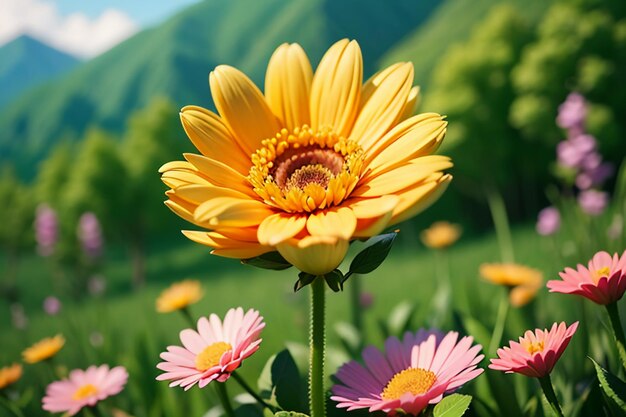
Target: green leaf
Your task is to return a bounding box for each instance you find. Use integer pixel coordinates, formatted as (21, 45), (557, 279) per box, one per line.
(324, 270), (343, 292)
(274, 412), (309, 417)
(433, 394), (472, 417)
(242, 252), (292, 270)
(348, 231), (397, 275)
(258, 349), (306, 412)
(590, 358), (626, 412)
(294, 272), (316, 292)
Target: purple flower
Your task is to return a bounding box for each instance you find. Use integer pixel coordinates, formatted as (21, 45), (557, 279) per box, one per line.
(43, 296), (62, 316)
(359, 292), (374, 309)
(35, 204), (58, 257)
(556, 134), (596, 169)
(557, 92), (587, 135)
(576, 161), (614, 190)
(88, 275), (106, 296)
(536, 206), (561, 236)
(578, 189), (609, 216)
(77, 213), (103, 260)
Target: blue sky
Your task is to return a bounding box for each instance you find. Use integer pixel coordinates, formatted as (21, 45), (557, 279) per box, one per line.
(0, 0), (201, 57)
(53, 0), (200, 26)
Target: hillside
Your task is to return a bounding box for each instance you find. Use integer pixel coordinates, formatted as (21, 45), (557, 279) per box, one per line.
(0, 0), (441, 178)
(0, 35), (78, 109)
(382, 0), (553, 89)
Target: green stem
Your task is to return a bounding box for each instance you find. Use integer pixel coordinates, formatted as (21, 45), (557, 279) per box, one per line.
(180, 307), (196, 328)
(538, 375), (564, 417)
(232, 372), (276, 412)
(485, 187), (514, 263)
(606, 302), (626, 373)
(488, 290), (510, 355)
(215, 382), (235, 417)
(0, 394), (26, 417)
(309, 277), (326, 417)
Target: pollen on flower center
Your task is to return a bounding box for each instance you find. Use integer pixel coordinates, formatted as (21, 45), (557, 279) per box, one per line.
(72, 384), (98, 400)
(381, 368), (437, 400)
(195, 342), (232, 371)
(248, 125), (363, 213)
(592, 266), (611, 283)
(525, 341), (544, 355)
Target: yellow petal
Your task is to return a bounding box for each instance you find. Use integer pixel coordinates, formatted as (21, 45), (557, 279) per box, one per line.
(159, 160), (196, 173)
(194, 197), (273, 228)
(364, 114), (447, 178)
(353, 156), (452, 197)
(359, 63), (404, 107)
(390, 174), (452, 225)
(399, 86), (421, 121)
(347, 195), (399, 219)
(161, 169), (210, 189)
(257, 212), (307, 246)
(183, 153), (257, 198)
(346, 195), (399, 238)
(265, 43), (313, 131)
(210, 65), (280, 155)
(350, 62), (414, 151)
(182, 230), (271, 259)
(310, 39), (362, 137)
(179, 106), (250, 174)
(164, 199), (196, 225)
(173, 184), (249, 206)
(277, 235), (349, 275)
(306, 207), (357, 240)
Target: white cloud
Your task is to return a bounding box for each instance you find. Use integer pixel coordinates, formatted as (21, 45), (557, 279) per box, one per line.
(0, 0), (138, 58)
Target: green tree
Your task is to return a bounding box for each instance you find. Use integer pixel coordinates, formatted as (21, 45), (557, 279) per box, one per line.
(511, 0), (626, 159)
(58, 128), (128, 265)
(119, 97), (190, 288)
(0, 166), (35, 301)
(424, 5), (537, 217)
(35, 141), (72, 207)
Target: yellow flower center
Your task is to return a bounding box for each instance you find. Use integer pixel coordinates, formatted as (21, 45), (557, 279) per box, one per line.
(195, 342), (232, 371)
(381, 368), (437, 400)
(525, 341), (544, 355)
(248, 125), (363, 213)
(592, 266), (611, 283)
(72, 384), (98, 400)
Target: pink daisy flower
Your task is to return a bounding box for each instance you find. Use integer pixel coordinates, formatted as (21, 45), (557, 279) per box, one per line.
(156, 307), (264, 390)
(331, 331), (484, 416)
(547, 251), (626, 305)
(489, 321), (578, 378)
(42, 365), (128, 416)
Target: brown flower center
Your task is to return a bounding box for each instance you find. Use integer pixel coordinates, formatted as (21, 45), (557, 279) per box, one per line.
(248, 126), (363, 213)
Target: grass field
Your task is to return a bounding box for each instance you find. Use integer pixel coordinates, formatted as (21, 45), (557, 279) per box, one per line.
(0, 224), (619, 416)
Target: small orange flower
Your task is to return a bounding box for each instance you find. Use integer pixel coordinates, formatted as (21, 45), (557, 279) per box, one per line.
(420, 221), (461, 249)
(0, 363), (22, 389)
(22, 335), (65, 364)
(480, 263), (543, 307)
(156, 280), (203, 313)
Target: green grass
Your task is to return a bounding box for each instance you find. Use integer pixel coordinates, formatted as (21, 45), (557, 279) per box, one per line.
(0, 224), (619, 415)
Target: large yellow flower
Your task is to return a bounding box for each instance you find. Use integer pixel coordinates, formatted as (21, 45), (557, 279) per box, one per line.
(161, 39), (451, 275)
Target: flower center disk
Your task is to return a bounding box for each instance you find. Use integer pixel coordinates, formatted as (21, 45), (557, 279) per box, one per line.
(525, 341), (544, 355)
(381, 368), (437, 400)
(73, 384), (98, 400)
(248, 125), (363, 213)
(195, 342), (232, 371)
(592, 266), (611, 283)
